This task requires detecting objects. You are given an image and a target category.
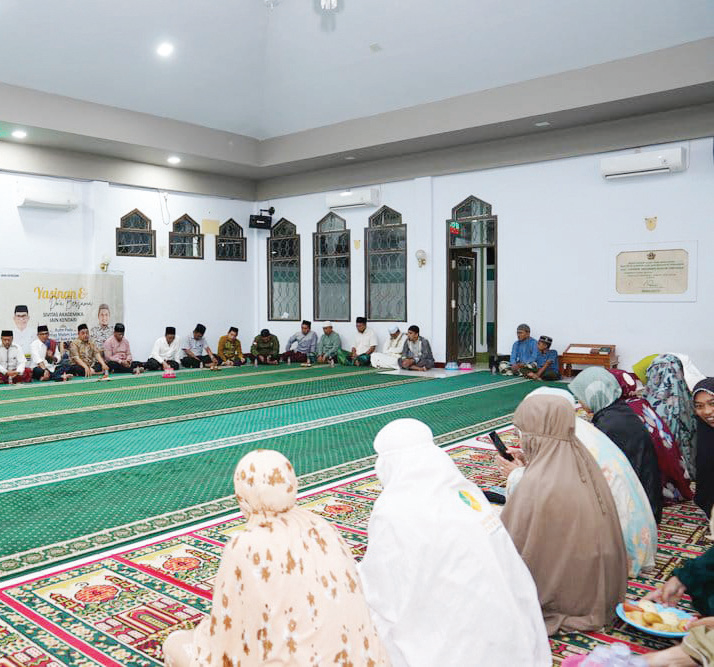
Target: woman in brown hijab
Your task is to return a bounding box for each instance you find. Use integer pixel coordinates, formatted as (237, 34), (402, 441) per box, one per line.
(501, 394), (628, 635)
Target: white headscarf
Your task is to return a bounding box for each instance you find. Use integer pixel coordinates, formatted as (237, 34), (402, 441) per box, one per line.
(359, 418), (551, 667)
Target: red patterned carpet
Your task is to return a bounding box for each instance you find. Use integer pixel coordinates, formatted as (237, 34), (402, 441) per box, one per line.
(0, 434), (708, 666)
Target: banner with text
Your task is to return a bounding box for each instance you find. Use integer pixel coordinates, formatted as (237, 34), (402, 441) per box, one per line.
(0, 271), (124, 352)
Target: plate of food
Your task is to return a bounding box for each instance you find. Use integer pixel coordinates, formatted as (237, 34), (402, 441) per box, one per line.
(617, 599), (694, 638)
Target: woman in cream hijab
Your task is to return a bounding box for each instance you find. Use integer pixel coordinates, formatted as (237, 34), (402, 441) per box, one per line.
(163, 449), (389, 667)
(500, 395), (628, 635)
(359, 418), (551, 667)
(501, 387), (657, 577)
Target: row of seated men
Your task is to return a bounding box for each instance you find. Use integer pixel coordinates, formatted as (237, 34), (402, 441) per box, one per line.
(162, 363), (714, 667)
(0, 317), (435, 383)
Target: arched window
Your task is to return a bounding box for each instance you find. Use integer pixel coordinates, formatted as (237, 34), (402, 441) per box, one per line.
(268, 218), (300, 321)
(216, 219), (246, 261)
(116, 209), (155, 257)
(169, 214), (204, 259)
(365, 206), (406, 321)
(313, 212), (350, 321)
(448, 196), (495, 247)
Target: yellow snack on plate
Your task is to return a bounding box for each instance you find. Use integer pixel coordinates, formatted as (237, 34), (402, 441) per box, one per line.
(638, 600), (658, 613)
(626, 611), (645, 625)
(642, 612), (663, 626)
(659, 611), (679, 626)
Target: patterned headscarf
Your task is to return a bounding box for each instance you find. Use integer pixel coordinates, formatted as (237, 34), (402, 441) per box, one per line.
(164, 449), (388, 667)
(643, 354), (697, 478)
(569, 367), (623, 415)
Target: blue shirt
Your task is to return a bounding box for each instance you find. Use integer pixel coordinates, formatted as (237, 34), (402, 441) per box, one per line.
(285, 330), (318, 355)
(510, 337), (538, 364)
(535, 348), (560, 377)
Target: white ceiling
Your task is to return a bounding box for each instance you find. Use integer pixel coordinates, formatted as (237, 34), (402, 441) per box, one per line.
(0, 0), (712, 139)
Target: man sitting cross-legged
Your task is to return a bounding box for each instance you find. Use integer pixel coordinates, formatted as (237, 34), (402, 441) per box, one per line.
(316, 322), (341, 364)
(399, 325), (435, 372)
(145, 326), (181, 371)
(338, 317), (377, 366)
(30, 325), (72, 381)
(68, 323), (110, 377)
(181, 323), (219, 369)
(216, 327), (245, 366)
(0, 330), (32, 384)
(500, 323), (538, 375)
(245, 329), (280, 365)
(370, 325), (406, 370)
(281, 320), (318, 366)
(103, 323), (145, 374)
(521, 335), (561, 381)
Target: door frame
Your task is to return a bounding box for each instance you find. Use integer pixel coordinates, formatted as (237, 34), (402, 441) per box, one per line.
(444, 215), (498, 364)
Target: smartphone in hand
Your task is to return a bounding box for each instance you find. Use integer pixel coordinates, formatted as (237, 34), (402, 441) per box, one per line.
(488, 431), (514, 461)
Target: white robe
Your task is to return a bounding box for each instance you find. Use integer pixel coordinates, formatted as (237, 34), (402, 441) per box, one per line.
(370, 332), (406, 370)
(359, 418), (551, 667)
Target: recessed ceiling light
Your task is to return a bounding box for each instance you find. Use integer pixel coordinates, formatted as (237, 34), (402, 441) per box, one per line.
(156, 42), (174, 57)
(534, 121), (551, 127)
(11, 130), (27, 139)
(344, 156), (356, 161)
(167, 156), (181, 165)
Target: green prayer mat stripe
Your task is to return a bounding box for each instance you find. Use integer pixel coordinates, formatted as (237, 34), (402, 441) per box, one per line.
(0, 376), (526, 487)
(0, 363), (313, 403)
(0, 366), (387, 419)
(0, 373), (426, 449)
(0, 414), (515, 580)
(0, 446), (707, 666)
(0, 371), (513, 453)
(0, 380), (536, 563)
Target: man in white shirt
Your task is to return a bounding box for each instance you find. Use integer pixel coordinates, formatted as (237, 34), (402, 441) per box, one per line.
(30, 325), (71, 381)
(181, 323), (219, 369)
(338, 317), (378, 366)
(370, 325), (406, 370)
(0, 330), (32, 384)
(12, 305), (33, 360)
(145, 326), (182, 371)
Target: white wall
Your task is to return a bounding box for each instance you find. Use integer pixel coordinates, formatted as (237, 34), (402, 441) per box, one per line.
(3, 136), (711, 373)
(260, 137), (713, 373)
(0, 174), (257, 359)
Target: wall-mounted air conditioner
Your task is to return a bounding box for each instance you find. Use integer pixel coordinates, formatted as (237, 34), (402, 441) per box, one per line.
(326, 187), (380, 209)
(16, 187), (79, 211)
(600, 147), (686, 180)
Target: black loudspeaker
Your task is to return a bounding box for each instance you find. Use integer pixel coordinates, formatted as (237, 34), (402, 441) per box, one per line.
(249, 214), (272, 229)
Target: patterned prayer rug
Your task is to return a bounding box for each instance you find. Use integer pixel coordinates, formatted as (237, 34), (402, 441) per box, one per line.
(0, 436), (709, 666)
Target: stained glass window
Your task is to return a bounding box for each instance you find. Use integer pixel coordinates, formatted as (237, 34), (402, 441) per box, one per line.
(366, 206), (406, 321)
(448, 196), (496, 248)
(116, 209), (155, 257)
(216, 219), (246, 261)
(268, 218), (300, 321)
(314, 212), (350, 321)
(169, 214), (204, 259)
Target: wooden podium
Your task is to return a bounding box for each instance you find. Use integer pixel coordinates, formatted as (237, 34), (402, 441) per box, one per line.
(559, 344), (618, 378)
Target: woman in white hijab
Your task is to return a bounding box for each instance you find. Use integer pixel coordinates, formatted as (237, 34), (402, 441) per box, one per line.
(359, 418), (551, 667)
(163, 449), (389, 667)
(501, 387), (657, 577)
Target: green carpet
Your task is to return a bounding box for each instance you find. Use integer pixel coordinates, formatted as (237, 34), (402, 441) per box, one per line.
(0, 371), (561, 578)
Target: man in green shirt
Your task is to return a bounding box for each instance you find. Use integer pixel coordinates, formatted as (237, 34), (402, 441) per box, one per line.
(217, 327), (245, 366)
(316, 322), (341, 364)
(246, 328), (280, 365)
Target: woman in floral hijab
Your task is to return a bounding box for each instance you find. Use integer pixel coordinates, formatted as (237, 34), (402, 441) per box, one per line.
(643, 354), (697, 478)
(163, 449), (389, 667)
